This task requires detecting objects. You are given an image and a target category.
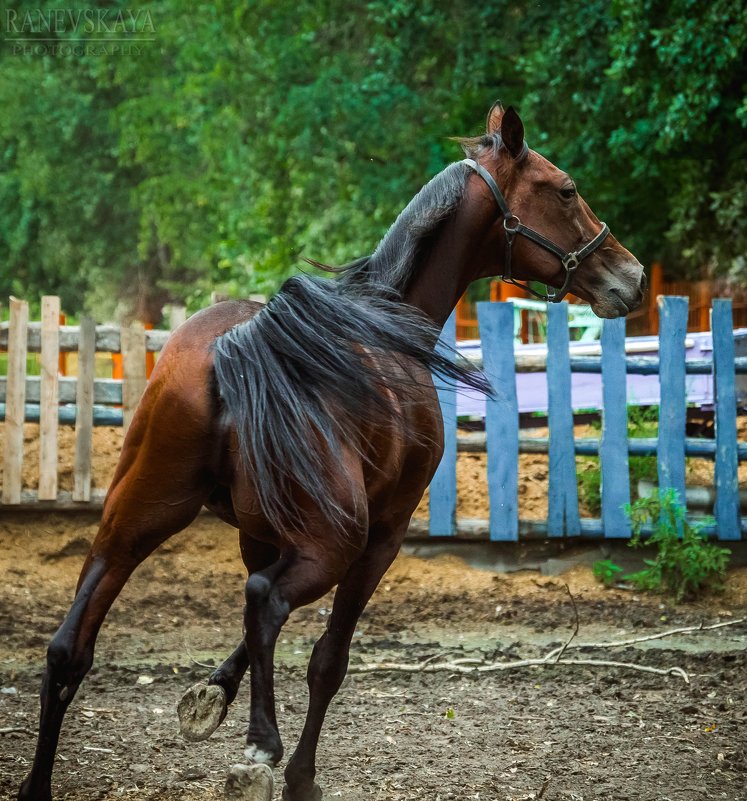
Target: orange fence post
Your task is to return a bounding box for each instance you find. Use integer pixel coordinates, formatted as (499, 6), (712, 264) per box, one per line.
(144, 322), (155, 377)
(697, 281), (710, 333)
(649, 261), (664, 335)
(455, 294), (479, 340)
(112, 353), (123, 380)
(58, 313), (68, 376)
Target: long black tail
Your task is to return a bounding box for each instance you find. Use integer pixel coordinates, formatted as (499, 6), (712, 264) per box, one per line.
(213, 275), (490, 534)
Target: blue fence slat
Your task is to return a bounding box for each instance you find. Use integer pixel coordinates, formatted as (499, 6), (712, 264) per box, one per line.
(657, 297), (688, 504)
(429, 311), (458, 536)
(600, 318), (631, 539)
(712, 300), (741, 541)
(546, 302), (580, 536)
(478, 302), (519, 541)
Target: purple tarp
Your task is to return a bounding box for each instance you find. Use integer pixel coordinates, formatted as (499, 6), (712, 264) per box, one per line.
(456, 329), (747, 418)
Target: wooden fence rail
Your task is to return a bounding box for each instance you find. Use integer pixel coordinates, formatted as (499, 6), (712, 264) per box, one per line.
(1, 295), (744, 542)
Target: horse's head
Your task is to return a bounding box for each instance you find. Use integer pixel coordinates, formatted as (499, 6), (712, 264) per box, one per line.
(469, 104), (645, 318)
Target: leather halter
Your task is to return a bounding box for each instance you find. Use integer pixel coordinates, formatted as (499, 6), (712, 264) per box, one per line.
(462, 154), (610, 302)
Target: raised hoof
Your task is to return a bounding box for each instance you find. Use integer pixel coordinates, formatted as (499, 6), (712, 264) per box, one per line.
(282, 782), (323, 801)
(225, 763), (274, 801)
(177, 681), (227, 742)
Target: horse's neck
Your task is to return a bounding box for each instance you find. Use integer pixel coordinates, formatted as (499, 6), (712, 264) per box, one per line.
(402, 188), (497, 329)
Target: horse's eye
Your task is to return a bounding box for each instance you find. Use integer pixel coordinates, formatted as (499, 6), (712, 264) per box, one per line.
(560, 186), (577, 200)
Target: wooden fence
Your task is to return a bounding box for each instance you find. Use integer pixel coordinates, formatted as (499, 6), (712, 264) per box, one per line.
(1, 295), (745, 541)
(423, 296), (745, 542)
(0, 296), (170, 506)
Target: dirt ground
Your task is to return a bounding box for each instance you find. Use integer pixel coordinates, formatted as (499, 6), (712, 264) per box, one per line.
(1, 512), (747, 801)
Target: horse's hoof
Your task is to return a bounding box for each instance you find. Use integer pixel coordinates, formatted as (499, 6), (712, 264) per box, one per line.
(177, 681), (227, 742)
(225, 763), (274, 801)
(18, 776), (52, 801)
(282, 782), (323, 801)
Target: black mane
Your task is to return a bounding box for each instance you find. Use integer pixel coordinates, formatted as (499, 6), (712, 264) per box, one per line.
(337, 160), (472, 296)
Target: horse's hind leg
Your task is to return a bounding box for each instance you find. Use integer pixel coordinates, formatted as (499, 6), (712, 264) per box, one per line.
(18, 434), (209, 801)
(282, 522), (404, 801)
(235, 531), (367, 771)
(178, 536), (278, 742)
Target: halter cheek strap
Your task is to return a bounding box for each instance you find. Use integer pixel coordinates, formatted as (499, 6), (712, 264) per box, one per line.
(462, 157), (610, 303)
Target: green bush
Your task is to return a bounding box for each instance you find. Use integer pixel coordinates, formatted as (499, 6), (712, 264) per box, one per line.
(592, 558), (624, 587)
(593, 490), (731, 603)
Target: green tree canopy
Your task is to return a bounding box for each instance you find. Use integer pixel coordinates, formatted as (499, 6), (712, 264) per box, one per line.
(0, 0), (744, 319)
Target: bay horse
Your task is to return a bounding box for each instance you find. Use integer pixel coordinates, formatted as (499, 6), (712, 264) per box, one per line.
(19, 104), (645, 801)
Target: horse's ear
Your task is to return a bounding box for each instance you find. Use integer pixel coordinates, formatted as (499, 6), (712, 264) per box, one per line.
(501, 106), (525, 160)
(486, 100), (504, 134)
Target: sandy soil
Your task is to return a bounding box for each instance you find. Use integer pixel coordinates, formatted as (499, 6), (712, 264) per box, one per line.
(1, 514), (746, 801)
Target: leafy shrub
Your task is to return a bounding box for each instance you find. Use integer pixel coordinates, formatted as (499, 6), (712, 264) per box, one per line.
(593, 490), (731, 602)
(592, 558), (624, 587)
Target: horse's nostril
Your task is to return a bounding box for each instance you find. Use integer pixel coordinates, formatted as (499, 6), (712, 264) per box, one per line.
(640, 272), (648, 293)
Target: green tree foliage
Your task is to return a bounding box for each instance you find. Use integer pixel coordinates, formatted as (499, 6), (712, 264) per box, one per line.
(0, 1), (744, 318)
(518, 0), (747, 279)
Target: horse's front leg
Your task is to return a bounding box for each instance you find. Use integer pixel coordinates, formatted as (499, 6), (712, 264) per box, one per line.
(282, 521), (405, 801)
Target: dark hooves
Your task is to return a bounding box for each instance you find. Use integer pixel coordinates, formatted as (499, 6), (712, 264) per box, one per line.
(282, 782), (323, 801)
(17, 777), (52, 801)
(177, 681), (228, 742)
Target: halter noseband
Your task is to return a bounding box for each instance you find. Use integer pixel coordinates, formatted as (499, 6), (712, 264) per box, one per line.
(462, 155), (610, 302)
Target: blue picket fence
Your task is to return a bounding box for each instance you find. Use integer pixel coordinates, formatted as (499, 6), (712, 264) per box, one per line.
(429, 297), (746, 542)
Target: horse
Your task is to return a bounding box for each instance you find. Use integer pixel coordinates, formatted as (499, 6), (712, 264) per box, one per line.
(18, 104), (645, 801)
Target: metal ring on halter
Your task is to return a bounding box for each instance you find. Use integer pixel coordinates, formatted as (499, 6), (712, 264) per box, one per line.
(562, 253), (580, 271)
(503, 215), (521, 234)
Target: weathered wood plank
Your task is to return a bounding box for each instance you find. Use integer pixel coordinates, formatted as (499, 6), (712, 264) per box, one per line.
(0, 322), (170, 353)
(408, 515), (747, 540)
(456, 432), (747, 460)
(0, 376), (122, 404)
(0, 403), (123, 426)
(429, 311), (457, 536)
(657, 297), (688, 504)
(712, 300), (740, 540)
(462, 354), (747, 375)
(2, 298), (29, 504)
(73, 316), (96, 502)
(38, 296), (60, 500)
(478, 301), (518, 541)
(121, 323), (147, 433)
(546, 303), (580, 536)
(169, 304), (187, 330)
(600, 318), (632, 538)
